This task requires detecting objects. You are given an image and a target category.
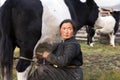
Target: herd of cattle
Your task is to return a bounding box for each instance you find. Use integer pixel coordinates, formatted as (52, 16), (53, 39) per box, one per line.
(0, 0), (120, 80)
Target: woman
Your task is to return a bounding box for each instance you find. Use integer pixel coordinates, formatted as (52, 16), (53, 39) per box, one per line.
(28, 19), (83, 80)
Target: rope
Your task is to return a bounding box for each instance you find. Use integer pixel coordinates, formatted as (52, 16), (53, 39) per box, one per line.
(13, 56), (41, 76)
(14, 56), (33, 61)
(13, 56), (39, 65)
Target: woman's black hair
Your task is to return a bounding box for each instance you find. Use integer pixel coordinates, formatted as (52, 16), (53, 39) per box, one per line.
(59, 19), (77, 34)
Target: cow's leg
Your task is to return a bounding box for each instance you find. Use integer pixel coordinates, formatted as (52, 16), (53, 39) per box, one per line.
(17, 65), (32, 80)
(86, 26), (95, 47)
(16, 57), (32, 80)
(16, 42), (35, 80)
(109, 32), (115, 47)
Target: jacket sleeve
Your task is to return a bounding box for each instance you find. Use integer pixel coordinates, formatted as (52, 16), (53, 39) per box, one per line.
(46, 43), (79, 67)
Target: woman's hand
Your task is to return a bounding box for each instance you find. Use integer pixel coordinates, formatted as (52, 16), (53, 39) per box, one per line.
(36, 52), (44, 59)
(42, 51), (50, 58)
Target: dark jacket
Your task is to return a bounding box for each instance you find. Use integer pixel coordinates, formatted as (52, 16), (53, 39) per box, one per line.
(46, 36), (83, 67)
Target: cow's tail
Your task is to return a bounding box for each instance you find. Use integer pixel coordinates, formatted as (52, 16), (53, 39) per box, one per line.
(0, 0), (14, 80)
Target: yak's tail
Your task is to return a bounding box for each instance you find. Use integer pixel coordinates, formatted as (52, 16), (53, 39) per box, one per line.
(0, 0), (14, 80)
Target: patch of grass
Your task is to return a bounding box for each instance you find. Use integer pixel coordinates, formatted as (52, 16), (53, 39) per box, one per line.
(80, 41), (120, 56)
(79, 41), (120, 80)
(14, 47), (20, 56)
(83, 68), (120, 80)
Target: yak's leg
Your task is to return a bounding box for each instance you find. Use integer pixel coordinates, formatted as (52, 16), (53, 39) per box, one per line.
(109, 32), (115, 47)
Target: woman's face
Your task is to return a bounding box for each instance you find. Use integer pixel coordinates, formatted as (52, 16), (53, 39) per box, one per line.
(60, 22), (74, 40)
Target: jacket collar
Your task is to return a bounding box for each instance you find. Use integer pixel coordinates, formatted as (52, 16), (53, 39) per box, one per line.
(62, 36), (75, 42)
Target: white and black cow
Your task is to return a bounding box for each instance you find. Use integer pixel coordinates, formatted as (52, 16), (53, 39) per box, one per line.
(0, 0), (99, 80)
(87, 9), (120, 47)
